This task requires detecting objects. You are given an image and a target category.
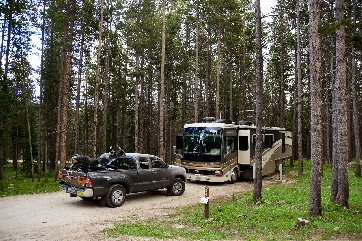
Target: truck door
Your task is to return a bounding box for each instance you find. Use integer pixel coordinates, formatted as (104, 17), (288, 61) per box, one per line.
(150, 156), (170, 189)
(137, 156), (154, 191)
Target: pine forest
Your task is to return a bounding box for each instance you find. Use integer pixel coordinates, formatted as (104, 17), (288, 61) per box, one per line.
(0, 0), (361, 208)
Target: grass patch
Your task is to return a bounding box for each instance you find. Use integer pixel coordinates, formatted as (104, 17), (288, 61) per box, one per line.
(103, 161), (362, 240)
(0, 162), (61, 197)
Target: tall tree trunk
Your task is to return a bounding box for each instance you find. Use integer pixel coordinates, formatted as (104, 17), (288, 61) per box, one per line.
(134, 54), (140, 153)
(4, 0), (13, 78)
(159, 0), (166, 160)
(216, 22), (222, 118)
(0, 17), (6, 67)
(92, 0), (104, 158)
(75, 34), (84, 155)
(239, 38), (246, 122)
(326, 61), (334, 163)
(37, 0), (47, 181)
(253, 0), (264, 202)
(352, 56), (361, 178)
(165, 72), (171, 163)
(279, 12), (285, 128)
(296, 0), (303, 175)
(308, 0), (323, 217)
(103, 45), (110, 153)
(331, 0), (349, 208)
(194, 15), (200, 122)
(139, 57), (145, 153)
(291, 64), (297, 166)
(351, 0), (361, 178)
(182, 23), (189, 125)
(25, 84), (34, 182)
(205, 27), (211, 117)
(55, 0), (75, 172)
(229, 62), (233, 120)
(146, 67), (153, 153)
(84, 79), (89, 154)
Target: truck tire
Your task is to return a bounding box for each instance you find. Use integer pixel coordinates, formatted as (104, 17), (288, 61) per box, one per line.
(106, 184), (126, 208)
(228, 168), (238, 184)
(167, 178), (185, 196)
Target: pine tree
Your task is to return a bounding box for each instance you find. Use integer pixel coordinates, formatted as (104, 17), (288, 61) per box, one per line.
(253, 0), (264, 202)
(309, 0), (323, 217)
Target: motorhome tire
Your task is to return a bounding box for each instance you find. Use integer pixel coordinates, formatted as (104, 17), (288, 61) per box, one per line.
(229, 168), (238, 184)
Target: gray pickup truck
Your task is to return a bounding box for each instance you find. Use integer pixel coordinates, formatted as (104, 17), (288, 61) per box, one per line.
(59, 152), (186, 207)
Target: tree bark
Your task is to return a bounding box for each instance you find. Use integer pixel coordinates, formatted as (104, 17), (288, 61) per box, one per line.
(92, 0), (105, 158)
(351, 0), (361, 178)
(25, 85), (34, 182)
(75, 33), (84, 155)
(308, 0), (323, 217)
(55, 0), (75, 171)
(159, 0), (166, 160)
(331, 0), (349, 208)
(103, 43), (110, 153)
(253, 0), (264, 202)
(229, 62), (233, 120)
(296, 0), (303, 176)
(37, 0), (46, 180)
(135, 54), (140, 153)
(216, 22), (222, 118)
(278, 11), (285, 128)
(194, 15), (199, 122)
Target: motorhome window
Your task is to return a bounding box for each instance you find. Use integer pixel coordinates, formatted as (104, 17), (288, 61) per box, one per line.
(224, 136), (235, 153)
(183, 127), (222, 154)
(239, 136), (249, 151)
(282, 133), (286, 153)
(264, 135), (274, 149)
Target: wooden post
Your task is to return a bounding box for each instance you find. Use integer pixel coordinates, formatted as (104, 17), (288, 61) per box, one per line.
(204, 187), (209, 218)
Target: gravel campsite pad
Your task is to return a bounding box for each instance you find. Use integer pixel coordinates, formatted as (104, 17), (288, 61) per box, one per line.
(0, 176), (287, 240)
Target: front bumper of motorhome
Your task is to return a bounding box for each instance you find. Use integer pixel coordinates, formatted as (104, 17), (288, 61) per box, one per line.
(187, 172), (231, 182)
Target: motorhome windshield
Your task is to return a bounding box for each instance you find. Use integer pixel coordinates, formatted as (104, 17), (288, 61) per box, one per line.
(183, 127), (222, 155)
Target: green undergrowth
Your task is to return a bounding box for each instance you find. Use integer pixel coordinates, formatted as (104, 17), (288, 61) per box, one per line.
(103, 161), (362, 240)
(0, 162), (61, 197)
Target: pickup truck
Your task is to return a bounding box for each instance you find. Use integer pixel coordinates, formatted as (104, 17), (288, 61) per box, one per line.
(59, 151), (187, 207)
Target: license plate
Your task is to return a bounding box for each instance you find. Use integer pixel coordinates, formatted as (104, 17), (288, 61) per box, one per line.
(77, 191), (84, 196)
(195, 174), (201, 180)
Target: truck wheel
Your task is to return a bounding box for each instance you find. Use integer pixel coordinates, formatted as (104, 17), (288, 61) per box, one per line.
(106, 184), (126, 208)
(228, 168), (238, 184)
(167, 178), (185, 196)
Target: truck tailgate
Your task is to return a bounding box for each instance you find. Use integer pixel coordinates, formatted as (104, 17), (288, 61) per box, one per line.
(59, 169), (88, 188)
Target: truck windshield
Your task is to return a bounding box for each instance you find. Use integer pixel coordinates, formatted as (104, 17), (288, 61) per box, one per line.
(183, 127), (222, 155)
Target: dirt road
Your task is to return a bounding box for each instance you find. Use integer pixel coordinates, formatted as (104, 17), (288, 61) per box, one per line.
(0, 180), (259, 240)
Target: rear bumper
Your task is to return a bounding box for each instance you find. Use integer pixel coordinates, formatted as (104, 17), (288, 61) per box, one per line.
(59, 183), (93, 197)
